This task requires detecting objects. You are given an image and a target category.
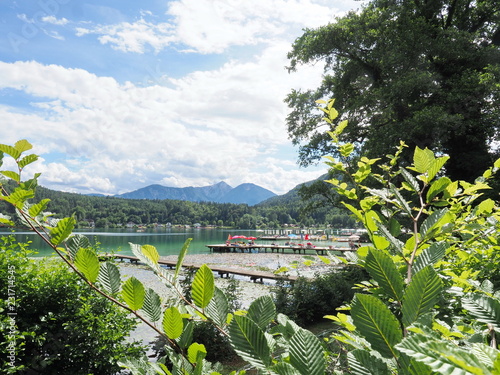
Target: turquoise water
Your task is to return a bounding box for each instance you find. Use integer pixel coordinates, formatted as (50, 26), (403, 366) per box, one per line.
(0, 228), (344, 257)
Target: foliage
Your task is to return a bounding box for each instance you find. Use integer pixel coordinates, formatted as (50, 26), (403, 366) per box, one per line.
(316, 98), (500, 374)
(0, 235), (145, 374)
(273, 265), (368, 327)
(285, 0), (500, 189)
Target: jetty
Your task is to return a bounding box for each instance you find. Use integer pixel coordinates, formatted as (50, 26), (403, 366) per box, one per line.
(205, 243), (353, 255)
(101, 254), (299, 283)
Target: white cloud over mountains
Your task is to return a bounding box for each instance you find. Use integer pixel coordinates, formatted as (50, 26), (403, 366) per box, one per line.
(1, 0), (363, 196)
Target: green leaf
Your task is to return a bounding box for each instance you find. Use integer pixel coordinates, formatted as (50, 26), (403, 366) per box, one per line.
(377, 224), (404, 254)
(351, 293), (403, 359)
(14, 139), (33, 154)
(426, 177), (452, 203)
(18, 154), (38, 170)
(187, 342), (207, 364)
(205, 287), (229, 327)
(0, 144), (22, 159)
(177, 320), (194, 350)
(28, 198), (50, 218)
(462, 293), (500, 331)
(412, 242), (447, 275)
(49, 216), (76, 245)
(74, 247), (100, 283)
(141, 244), (159, 264)
(402, 266), (442, 327)
(269, 362), (301, 375)
(0, 171), (20, 182)
(122, 276), (145, 311)
(347, 349), (390, 375)
(66, 234), (91, 260)
(400, 167), (420, 193)
(191, 264), (214, 308)
(163, 306), (183, 340)
(248, 295), (276, 331)
(175, 238), (192, 280)
(428, 156), (449, 181)
(389, 183), (412, 217)
(97, 261), (121, 295)
(419, 208), (448, 240)
(289, 329), (325, 375)
(228, 315), (272, 370)
(142, 288), (162, 323)
(2, 187), (35, 208)
(397, 335), (491, 374)
(365, 249), (404, 302)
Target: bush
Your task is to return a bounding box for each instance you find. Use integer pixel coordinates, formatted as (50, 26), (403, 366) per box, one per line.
(273, 265), (369, 326)
(0, 236), (145, 374)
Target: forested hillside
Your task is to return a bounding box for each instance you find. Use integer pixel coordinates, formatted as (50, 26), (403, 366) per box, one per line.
(0, 182), (356, 229)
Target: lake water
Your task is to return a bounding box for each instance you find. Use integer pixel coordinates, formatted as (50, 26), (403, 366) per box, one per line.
(0, 227), (345, 257)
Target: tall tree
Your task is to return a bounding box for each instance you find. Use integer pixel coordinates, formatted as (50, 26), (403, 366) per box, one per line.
(286, 0), (500, 183)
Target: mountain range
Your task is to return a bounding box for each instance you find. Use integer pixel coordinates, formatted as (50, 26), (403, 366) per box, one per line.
(115, 181), (277, 206)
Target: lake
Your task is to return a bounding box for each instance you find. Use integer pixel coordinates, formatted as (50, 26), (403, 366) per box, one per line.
(0, 227), (344, 257)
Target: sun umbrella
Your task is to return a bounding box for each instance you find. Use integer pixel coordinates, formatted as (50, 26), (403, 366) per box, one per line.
(231, 235), (247, 239)
(247, 237), (257, 240)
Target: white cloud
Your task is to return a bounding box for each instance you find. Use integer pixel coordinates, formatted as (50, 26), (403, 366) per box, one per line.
(42, 16), (69, 26)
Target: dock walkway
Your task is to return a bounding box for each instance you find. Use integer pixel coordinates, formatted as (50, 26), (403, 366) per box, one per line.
(206, 243), (353, 255)
(102, 254), (298, 283)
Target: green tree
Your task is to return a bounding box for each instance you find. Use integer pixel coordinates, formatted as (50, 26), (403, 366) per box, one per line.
(286, 0), (500, 184)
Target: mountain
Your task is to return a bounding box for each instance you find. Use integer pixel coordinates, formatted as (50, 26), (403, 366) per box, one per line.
(115, 181), (276, 205)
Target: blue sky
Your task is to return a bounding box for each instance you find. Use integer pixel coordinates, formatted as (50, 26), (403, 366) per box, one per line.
(0, 0), (363, 195)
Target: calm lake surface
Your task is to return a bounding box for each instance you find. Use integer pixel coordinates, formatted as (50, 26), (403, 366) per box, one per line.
(0, 228), (345, 257)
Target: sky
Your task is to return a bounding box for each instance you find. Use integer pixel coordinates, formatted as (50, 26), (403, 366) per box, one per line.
(0, 0), (364, 196)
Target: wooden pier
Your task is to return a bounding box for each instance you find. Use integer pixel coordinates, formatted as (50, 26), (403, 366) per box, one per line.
(205, 243), (352, 255)
(102, 254), (299, 283)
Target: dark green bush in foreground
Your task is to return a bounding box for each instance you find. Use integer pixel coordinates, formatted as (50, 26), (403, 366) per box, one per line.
(0, 236), (145, 375)
(273, 265), (369, 327)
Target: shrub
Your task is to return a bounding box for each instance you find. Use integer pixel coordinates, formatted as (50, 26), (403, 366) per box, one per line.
(0, 236), (145, 374)
(273, 265), (369, 327)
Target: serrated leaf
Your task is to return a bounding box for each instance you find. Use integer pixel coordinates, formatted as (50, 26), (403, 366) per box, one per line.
(14, 139), (33, 154)
(49, 216), (75, 245)
(3, 187), (35, 208)
(462, 293), (500, 331)
(389, 183), (413, 216)
(413, 242), (447, 275)
(377, 224), (404, 254)
(97, 261), (121, 295)
(142, 244), (159, 264)
(402, 266), (442, 327)
(141, 288), (162, 323)
(347, 349), (390, 375)
(74, 247), (100, 283)
(365, 249), (404, 302)
(205, 287), (229, 327)
(400, 167), (420, 192)
(187, 342), (207, 364)
(428, 156), (449, 181)
(426, 177), (452, 203)
(28, 198), (50, 218)
(351, 293), (403, 359)
(248, 295), (276, 331)
(66, 234), (91, 260)
(18, 154), (38, 170)
(175, 238), (192, 280)
(0, 144), (22, 159)
(163, 306), (183, 340)
(419, 208), (448, 240)
(191, 264), (214, 308)
(122, 276), (145, 311)
(289, 329), (325, 375)
(0, 171), (20, 182)
(228, 315), (272, 370)
(397, 335), (490, 374)
(413, 147), (435, 174)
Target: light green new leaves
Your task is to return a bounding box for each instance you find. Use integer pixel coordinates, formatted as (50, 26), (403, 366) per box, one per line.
(191, 264), (214, 309)
(66, 234), (91, 260)
(49, 216), (76, 245)
(0, 139), (33, 160)
(351, 293), (403, 359)
(122, 276), (145, 311)
(97, 261), (121, 295)
(187, 343), (207, 364)
(289, 329), (326, 375)
(402, 266), (442, 327)
(74, 247), (100, 283)
(175, 238), (192, 280)
(411, 147), (449, 183)
(229, 315), (272, 370)
(163, 306), (183, 339)
(365, 250), (404, 302)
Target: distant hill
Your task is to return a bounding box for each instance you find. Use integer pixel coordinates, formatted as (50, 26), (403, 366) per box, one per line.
(115, 181), (276, 205)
